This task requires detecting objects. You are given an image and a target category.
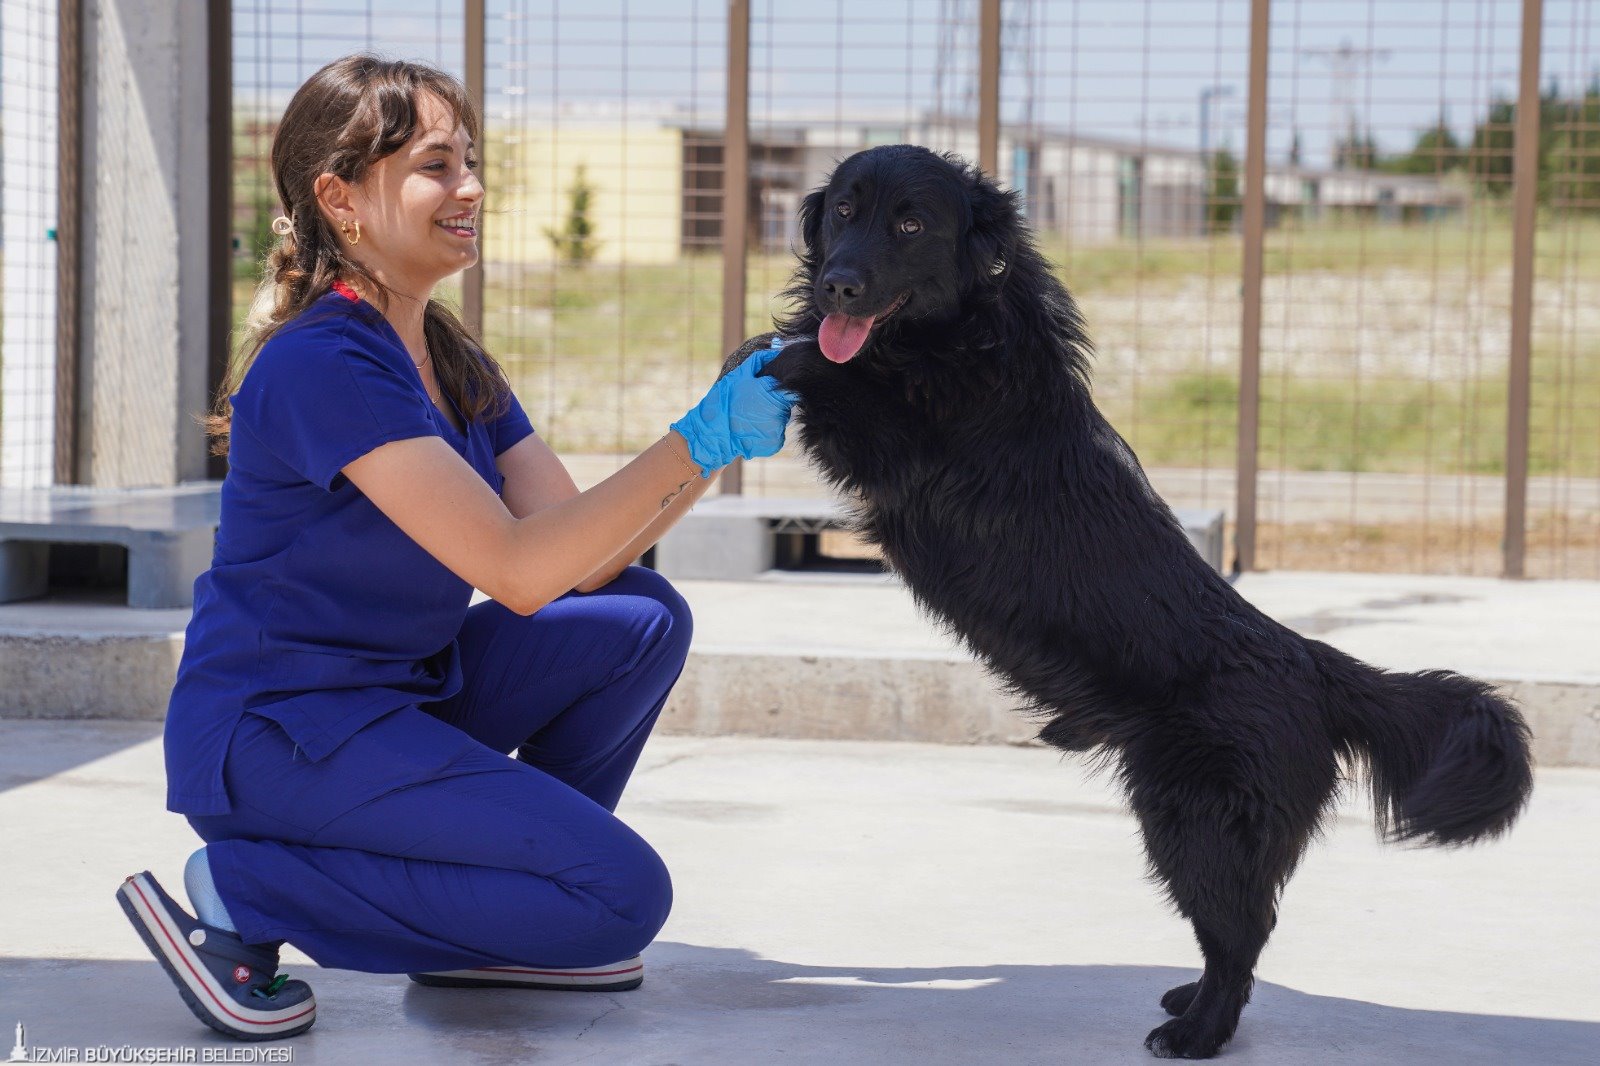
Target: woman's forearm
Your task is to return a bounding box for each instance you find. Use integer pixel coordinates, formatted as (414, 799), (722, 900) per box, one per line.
(575, 465), (720, 592)
(507, 431), (705, 612)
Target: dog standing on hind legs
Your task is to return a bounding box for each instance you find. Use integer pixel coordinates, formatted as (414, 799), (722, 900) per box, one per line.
(721, 144), (1534, 1059)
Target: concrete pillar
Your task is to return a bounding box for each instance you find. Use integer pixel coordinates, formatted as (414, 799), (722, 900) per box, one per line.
(76, 0), (216, 487)
(1, 1), (59, 489)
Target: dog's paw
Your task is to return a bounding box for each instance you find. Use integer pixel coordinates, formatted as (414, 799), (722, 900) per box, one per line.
(1160, 980), (1201, 1017)
(1144, 1017), (1230, 1060)
(718, 331), (783, 380)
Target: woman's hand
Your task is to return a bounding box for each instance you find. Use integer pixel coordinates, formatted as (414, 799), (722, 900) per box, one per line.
(670, 341), (799, 478)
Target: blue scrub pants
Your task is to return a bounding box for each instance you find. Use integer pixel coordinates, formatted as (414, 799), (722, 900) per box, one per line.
(184, 566), (689, 974)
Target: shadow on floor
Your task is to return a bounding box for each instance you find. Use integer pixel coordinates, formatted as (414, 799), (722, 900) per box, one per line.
(0, 719), (163, 796)
(3, 944), (1592, 1064)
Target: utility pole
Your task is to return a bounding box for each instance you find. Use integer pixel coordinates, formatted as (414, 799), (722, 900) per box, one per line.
(1300, 38), (1390, 168)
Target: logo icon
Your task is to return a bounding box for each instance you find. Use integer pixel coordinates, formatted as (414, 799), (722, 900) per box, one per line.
(8, 1021), (27, 1062)
(233, 965), (252, 984)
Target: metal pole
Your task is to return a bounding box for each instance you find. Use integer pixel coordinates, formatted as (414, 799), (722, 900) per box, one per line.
(462, 0), (485, 339)
(1234, 0), (1269, 575)
(1503, 0), (1542, 579)
(204, 0), (231, 482)
(720, 0), (750, 495)
(55, 0), (83, 484)
(978, 0), (1000, 175)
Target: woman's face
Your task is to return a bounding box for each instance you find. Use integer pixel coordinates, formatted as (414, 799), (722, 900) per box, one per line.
(320, 90), (483, 297)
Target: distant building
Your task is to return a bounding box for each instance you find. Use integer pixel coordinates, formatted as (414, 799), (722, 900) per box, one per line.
(232, 106), (1470, 268)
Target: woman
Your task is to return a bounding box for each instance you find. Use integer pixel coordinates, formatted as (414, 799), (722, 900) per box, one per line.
(115, 55), (797, 1041)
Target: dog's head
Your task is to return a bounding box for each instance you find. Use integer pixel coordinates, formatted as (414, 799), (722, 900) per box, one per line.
(785, 145), (1020, 365)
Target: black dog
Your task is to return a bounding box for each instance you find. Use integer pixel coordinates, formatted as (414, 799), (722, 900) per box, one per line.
(723, 145), (1534, 1059)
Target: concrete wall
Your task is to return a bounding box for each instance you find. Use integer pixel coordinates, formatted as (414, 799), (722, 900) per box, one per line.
(78, 0), (214, 487)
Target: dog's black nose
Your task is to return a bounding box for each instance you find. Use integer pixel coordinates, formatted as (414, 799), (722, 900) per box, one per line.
(821, 269), (865, 304)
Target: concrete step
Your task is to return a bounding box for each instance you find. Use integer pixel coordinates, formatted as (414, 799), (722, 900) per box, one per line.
(3, 570), (1597, 768)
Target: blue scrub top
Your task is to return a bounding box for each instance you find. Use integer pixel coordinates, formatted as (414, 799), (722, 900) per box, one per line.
(164, 283), (536, 816)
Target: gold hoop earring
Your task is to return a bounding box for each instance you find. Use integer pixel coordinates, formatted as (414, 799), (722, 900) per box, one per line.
(340, 219), (362, 246)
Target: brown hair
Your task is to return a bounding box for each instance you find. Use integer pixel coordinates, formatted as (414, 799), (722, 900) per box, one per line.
(200, 54), (511, 457)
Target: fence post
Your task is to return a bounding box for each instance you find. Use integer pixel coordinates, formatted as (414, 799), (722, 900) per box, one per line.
(978, 0), (1000, 175)
(204, 0), (231, 482)
(462, 0), (486, 339)
(56, 0), (83, 484)
(1504, 0), (1542, 579)
(1234, 0), (1269, 574)
(720, 0), (751, 495)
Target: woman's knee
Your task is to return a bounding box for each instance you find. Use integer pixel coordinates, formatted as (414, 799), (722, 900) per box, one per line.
(614, 565), (694, 659)
(609, 835), (673, 951)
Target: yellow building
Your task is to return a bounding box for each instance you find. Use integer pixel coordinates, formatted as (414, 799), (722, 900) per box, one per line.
(482, 123), (684, 266)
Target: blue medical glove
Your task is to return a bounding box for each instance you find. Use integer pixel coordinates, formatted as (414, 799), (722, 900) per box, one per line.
(671, 341), (799, 478)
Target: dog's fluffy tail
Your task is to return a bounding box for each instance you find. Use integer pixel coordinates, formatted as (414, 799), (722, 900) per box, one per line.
(1309, 640), (1533, 847)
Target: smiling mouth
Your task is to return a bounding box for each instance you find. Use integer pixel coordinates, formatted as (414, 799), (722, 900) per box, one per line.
(435, 216), (477, 238)
(817, 292), (910, 364)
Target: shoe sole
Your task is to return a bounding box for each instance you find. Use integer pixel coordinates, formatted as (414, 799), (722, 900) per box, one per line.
(116, 872), (316, 1041)
(410, 959), (644, 992)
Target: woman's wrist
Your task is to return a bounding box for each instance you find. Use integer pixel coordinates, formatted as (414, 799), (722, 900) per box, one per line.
(662, 429), (708, 479)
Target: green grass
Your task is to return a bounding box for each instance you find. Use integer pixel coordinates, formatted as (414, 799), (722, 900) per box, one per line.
(1040, 210), (1600, 293)
(1106, 352), (1600, 477)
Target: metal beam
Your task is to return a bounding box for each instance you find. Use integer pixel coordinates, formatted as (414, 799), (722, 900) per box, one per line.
(1503, 0), (1542, 579)
(720, 0), (750, 495)
(978, 0), (1000, 175)
(462, 0), (486, 339)
(56, 0), (83, 484)
(1234, 0), (1270, 574)
(204, 0), (231, 482)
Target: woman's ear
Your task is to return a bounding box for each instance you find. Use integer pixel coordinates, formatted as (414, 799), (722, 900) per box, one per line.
(964, 166), (1020, 286)
(313, 172), (357, 226)
(797, 187), (826, 255)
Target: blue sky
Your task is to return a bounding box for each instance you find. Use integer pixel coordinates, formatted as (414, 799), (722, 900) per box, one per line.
(233, 1), (1596, 170)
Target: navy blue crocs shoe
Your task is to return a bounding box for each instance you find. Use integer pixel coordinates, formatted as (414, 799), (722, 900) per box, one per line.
(116, 871), (316, 1040)
(408, 955), (644, 991)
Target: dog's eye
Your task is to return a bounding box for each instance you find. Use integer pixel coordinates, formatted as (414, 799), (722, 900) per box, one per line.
(835, 202), (852, 219)
(899, 218), (923, 235)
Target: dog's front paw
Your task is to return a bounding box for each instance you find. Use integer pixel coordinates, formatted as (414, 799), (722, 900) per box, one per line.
(718, 331), (782, 380)
(1144, 1017), (1230, 1060)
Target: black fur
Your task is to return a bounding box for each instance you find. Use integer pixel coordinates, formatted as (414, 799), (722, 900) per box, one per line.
(727, 146), (1535, 1059)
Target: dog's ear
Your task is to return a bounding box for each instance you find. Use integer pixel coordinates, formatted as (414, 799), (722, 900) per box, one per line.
(963, 166), (1020, 288)
(797, 186), (827, 255)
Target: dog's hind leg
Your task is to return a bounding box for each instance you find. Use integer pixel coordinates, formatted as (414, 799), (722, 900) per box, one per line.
(1131, 790), (1297, 1060)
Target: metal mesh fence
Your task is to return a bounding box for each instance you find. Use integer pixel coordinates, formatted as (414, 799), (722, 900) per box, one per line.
(0, 1), (59, 488)
(1004, 0), (1250, 546)
(1250, 0), (1523, 575)
(479, 0), (727, 487)
(1529, 0), (1599, 578)
(205, 0), (1597, 577)
(230, 1), (465, 349)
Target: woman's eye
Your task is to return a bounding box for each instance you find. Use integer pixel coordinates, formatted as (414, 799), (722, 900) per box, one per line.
(835, 202), (852, 219)
(900, 217), (923, 235)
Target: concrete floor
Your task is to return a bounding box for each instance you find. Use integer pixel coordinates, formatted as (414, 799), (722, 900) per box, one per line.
(2, 722), (1596, 1065)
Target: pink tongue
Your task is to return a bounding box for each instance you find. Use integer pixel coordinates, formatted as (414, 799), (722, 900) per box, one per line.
(818, 312), (875, 363)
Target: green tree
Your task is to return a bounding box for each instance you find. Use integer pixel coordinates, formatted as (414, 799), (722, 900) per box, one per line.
(1333, 121), (1379, 171)
(1464, 81), (1589, 204)
(1206, 146), (1240, 232)
(544, 164), (601, 267)
(1381, 114), (1462, 175)
(1546, 78), (1600, 211)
